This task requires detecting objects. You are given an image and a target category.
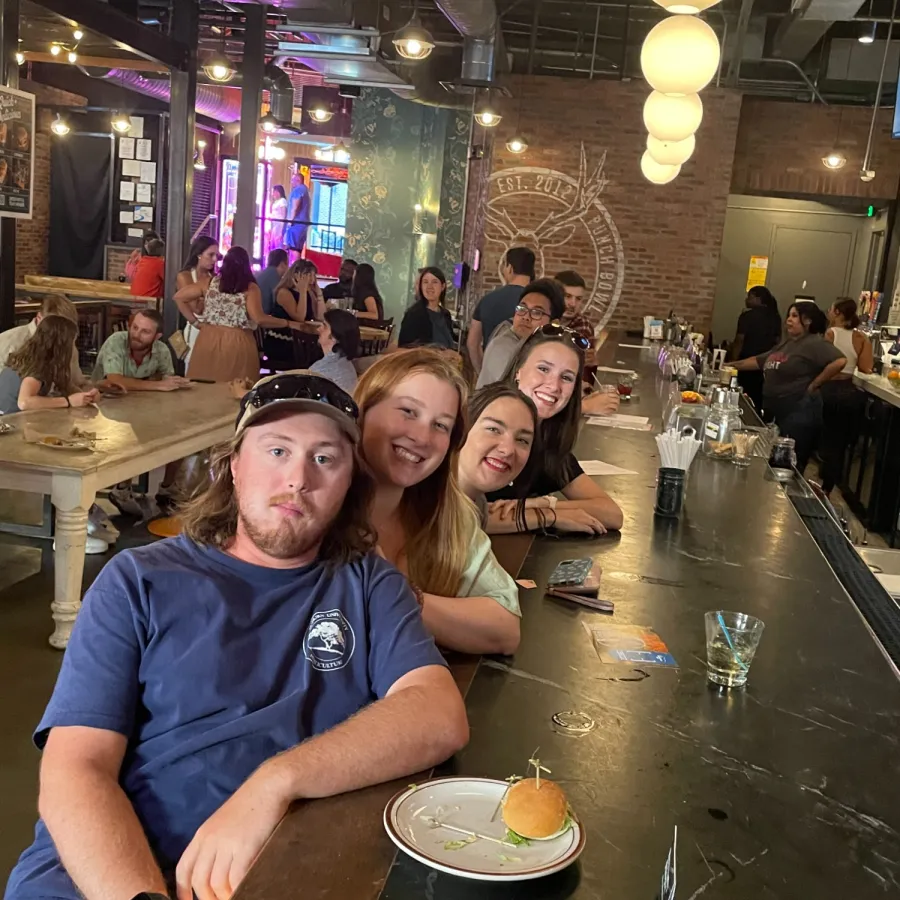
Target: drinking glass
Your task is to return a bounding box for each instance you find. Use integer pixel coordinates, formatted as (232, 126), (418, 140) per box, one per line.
(617, 373), (635, 401)
(732, 429), (759, 468)
(704, 611), (765, 688)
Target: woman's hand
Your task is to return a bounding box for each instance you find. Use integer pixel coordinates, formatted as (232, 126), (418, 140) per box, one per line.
(69, 389), (100, 408)
(554, 508), (607, 535)
(582, 390), (620, 416)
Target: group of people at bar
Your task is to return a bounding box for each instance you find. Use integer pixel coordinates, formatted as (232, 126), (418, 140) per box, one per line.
(3, 237), (629, 900)
(728, 288), (873, 490)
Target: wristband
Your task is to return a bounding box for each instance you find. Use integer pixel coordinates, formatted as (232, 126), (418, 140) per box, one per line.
(409, 582), (425, 608)
(543, 495), (558, 511)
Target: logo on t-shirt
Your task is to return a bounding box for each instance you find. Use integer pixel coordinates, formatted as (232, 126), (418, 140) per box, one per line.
(304, 609), (356, 672)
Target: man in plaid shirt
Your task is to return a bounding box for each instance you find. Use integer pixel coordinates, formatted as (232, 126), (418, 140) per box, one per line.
(555, 270), (595, 340)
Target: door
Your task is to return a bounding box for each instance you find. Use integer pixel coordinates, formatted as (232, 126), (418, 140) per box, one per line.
(768, 226), (855, 306)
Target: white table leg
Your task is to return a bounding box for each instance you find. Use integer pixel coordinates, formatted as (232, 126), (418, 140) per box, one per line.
(50, 476), (96, 650)
(50, 507), (89, 649)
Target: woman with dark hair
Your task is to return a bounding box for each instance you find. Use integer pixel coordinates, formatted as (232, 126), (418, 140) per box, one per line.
(269, 184), (288, 252)
(486, 326), (624, 534)
(0, 316), (98, 414)
(729, 285), (783, 411)
(310, 309), (361, 394)
(818, 298), (873, 494)
(175, 246), (296, 382)
(174, 235), (219, 370)
(458, 384), (538, 529)
(398, 267), (456, 350)
(124, 229), (161, 282)
(351, 263), (384, 321)
(732, 301), (847, 474)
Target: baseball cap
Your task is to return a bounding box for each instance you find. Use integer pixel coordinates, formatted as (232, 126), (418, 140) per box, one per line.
(235, 371), (360, 444)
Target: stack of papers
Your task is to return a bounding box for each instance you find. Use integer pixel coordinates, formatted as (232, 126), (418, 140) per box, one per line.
(577, 459), (639, 476)
(586, 414), (652, 431)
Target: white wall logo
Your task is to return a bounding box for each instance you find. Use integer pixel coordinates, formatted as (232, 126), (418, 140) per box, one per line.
(304, 609), (356, 672)
(486, 144), (625, 328)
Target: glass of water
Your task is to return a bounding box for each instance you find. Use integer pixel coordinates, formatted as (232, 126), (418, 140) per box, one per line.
(704, 610), (765, 688)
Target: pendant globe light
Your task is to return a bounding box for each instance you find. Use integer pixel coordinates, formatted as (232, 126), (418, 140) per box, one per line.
(641, 16), (720, 95)
(651, 0), (723, 11)
(643, 91), (702, 142)
(647, 133), (696, 166)
(641, 150), (680, 185)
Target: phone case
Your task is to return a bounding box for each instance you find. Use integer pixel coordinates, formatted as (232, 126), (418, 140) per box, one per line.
(547, 558), (594, 587)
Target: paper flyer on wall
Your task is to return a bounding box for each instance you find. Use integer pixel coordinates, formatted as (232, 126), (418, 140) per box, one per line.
(119, 137), (135, 159)
(0, 85), (35, 220)
(136, 139), (152, 160)
(122, 159), (141, 176)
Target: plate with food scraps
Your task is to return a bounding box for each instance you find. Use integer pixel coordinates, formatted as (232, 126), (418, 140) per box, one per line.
(0, 422), (15, 435)
(383, 777), (584, 882)
(34, 435), (95, 451)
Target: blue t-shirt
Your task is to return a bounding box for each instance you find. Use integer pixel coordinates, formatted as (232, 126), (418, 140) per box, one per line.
(257, 264), (283, 316)
(6, 535), (444, 900)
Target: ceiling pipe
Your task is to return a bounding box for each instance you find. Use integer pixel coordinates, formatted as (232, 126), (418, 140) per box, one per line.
(861, 0), (896, 177)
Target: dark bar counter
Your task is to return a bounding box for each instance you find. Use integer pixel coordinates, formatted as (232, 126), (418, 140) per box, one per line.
(239, 336), (900, 900)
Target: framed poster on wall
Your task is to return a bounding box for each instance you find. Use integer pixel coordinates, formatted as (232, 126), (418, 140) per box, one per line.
(0, 85), (35, 219)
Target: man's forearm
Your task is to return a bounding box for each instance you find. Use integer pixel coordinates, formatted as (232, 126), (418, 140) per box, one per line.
(106, 374), (163, 391)
(260, 676), (467, 802)
(41, 765), (166, 900)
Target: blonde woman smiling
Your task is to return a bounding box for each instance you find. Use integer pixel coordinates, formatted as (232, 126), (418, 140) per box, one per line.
(355, 349), (521, 656)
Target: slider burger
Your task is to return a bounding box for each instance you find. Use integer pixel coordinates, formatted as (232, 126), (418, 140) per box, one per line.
(501, 777), (570, 840)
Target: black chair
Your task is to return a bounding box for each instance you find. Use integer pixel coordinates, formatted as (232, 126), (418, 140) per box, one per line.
(291, 329), (324, 369)
(360, 317), (393, 357)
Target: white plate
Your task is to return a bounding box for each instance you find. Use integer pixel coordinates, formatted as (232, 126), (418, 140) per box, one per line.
(383, 777), (585, 882)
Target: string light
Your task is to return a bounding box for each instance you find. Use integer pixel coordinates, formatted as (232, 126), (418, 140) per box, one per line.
(49, 43), (61, 56)
(73, 28), (84, 41)
(50, 113), (70, 136)
(67, 50), (77, 63)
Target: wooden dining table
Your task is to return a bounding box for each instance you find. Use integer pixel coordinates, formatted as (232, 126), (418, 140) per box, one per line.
(0, 384), (237, 648)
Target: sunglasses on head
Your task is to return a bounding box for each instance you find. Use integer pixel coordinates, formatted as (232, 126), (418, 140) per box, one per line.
(529, 322), (591, 351)
(237, 373), (358, 427)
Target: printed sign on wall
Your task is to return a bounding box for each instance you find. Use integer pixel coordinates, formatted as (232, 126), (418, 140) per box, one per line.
(0, 86), (35, 219)
(746, 255), (768, 291)
(486, 144), (626, 329)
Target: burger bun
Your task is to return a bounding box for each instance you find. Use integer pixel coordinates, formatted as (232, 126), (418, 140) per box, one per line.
(502, 777), (569, 840)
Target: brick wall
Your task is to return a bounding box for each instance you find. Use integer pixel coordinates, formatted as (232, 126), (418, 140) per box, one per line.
(475, 76), (743, 333)
(15, 80), (87, 282)
(732, 99), (900, 200)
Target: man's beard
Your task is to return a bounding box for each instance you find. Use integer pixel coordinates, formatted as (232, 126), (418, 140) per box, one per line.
(237, 499), (330, 560)
(130, 338), (153, 353)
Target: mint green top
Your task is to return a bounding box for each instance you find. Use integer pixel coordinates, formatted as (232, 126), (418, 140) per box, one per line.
(93, 331), (174, 381)
(458, 517), (522, 616)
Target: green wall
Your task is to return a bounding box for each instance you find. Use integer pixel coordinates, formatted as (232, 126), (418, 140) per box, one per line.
(346, 89), (469, 321)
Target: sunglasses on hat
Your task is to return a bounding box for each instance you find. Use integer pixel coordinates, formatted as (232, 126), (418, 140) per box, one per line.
(236, 373), (359, 431)
(529, 322), (591, 351)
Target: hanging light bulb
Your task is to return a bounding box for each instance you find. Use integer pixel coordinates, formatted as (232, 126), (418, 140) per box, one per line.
(506, 135), (528, 154)
(640, 150), (680, 185)
(309, 106), (334, 124)
(15, 51), (24, 65)
(333, 141), (351, 164)
(73, 28), (84, 41)
(641, 16), (721, 95)
(203, 52), (235, 84)
(643, 91), (703, 142)
(67, 50), (77, 63)
(647, 133), (696, 167)
(111, 111), (131, 133)
(49, 43), (61, 56)
(270, 144), (286, 161)
(393, 17), (435, 60)
(858, 22), (877, 43)
(822, 151), (847, 170)
(50, 113), (70, 136)
(475, 96), (502, 127)
(259, 114), (279, 133)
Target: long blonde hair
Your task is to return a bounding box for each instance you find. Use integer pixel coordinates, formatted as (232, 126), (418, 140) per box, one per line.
(355, 349), (475, 596)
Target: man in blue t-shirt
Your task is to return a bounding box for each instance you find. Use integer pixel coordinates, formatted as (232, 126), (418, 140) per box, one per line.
(466, 246), (536, 375)
(6, 372), (468, 900)
(285, 168), (311, 259)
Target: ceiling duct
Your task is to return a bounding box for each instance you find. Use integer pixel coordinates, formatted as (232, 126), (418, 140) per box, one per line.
(263, 63), (295, 123)
(772, 0), (868, 63)
(435, 0), (500, 83)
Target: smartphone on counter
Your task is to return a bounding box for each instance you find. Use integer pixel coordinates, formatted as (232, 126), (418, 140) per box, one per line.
(547, 558), (597, 590)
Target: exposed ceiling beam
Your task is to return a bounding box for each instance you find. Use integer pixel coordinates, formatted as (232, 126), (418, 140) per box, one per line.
(29, 0), (190, 70)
